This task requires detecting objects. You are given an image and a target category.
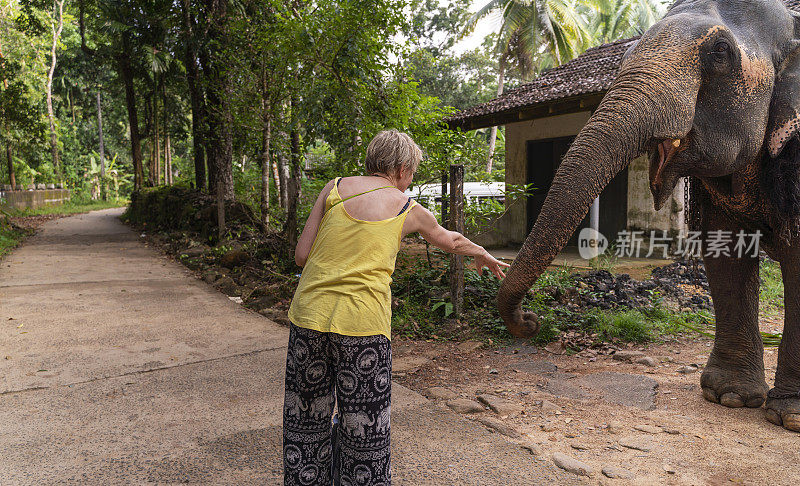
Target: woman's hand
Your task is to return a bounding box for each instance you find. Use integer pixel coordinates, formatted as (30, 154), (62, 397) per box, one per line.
(473, 250), (510, 279)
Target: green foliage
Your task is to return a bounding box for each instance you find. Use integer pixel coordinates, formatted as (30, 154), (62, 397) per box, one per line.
(760, 258), (784, 315)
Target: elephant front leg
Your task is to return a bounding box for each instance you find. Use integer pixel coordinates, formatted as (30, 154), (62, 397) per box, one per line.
(700, 212), (768, 408)
(765, 257), (800, 432)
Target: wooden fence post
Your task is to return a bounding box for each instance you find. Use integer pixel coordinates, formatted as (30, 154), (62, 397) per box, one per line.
(449, 164), (464, 318)
(441, 171), (449, 228)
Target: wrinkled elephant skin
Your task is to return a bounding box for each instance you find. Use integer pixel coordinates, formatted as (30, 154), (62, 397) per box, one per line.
(498, 0), (800, 433)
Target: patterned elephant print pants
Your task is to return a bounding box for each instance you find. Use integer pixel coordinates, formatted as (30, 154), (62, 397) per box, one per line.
(283, 324), (392, 485)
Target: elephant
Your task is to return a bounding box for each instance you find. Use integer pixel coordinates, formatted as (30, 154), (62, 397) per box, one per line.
(497, 0), (800, 433)
(308, 395), (334, 421)
(341, 410), (373, 439)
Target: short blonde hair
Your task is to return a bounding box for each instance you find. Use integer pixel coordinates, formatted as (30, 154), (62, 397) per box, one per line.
(365, 130), (423, 176)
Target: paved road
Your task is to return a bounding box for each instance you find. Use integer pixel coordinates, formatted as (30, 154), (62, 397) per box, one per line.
(0, 209), (573, 484)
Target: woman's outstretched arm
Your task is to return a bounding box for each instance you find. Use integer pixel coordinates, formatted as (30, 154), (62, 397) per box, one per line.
(403, 204), (510, 279)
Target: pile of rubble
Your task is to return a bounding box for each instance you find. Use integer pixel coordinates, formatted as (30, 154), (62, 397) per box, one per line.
(571, 260), (712, 312)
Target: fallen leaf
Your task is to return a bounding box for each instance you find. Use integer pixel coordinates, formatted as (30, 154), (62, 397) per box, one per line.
(17, 323), (23, 328)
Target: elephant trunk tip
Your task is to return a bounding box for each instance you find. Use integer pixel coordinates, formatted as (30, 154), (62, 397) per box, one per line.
(497, 285), (542, 338)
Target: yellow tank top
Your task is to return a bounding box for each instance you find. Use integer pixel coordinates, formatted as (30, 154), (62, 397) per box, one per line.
(288, 178), (416, 339)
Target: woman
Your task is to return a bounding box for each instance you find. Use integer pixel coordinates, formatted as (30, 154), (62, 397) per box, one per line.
(283, 130), (508, 485)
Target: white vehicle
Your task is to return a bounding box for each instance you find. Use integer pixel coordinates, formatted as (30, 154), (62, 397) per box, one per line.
(404, 182), (505, 206)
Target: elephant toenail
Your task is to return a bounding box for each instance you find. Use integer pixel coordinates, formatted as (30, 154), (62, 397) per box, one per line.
(765, 408), (783, 426)
(783, 414), (800, 432)
(720, 393), (744, 407)
(745, 396), (766, 408)
(702, 388), (719, 403)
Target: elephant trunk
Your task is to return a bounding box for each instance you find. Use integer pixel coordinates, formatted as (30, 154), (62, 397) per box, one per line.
(497, 69), (698, 337)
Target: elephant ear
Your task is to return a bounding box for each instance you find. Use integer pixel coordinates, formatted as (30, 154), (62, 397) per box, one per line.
(763, 26), (800, 227)
(766, 12), (800, 158)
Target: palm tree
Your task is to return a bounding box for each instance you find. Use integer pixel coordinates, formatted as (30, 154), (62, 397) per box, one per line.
(585, 0), (666, 44)
(467, 0), (591, 172)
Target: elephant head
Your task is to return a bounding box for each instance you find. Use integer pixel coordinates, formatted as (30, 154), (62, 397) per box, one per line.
(498, 0), (800, 336)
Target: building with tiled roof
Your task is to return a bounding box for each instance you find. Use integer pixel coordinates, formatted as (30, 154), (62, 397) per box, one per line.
(459, 0), (800, 250)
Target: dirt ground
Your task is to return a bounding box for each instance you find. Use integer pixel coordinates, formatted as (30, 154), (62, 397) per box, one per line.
(391, 314), (800, 485)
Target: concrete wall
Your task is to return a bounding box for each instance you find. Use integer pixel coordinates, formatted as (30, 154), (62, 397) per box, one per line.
(0, 189), (70, 210)
(473, 110), (686, 248)
(473, 112), (592, 248)
(626, 155), (686, 237)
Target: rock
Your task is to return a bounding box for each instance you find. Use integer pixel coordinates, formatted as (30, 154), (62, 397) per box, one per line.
(258, 308), (290, 326)
(541, 420), (557, 432)
(552, 452), (594, 477)
(393, 355), (431, 373)
(602, 466), (633, 479)
(540, 400), (560, 413)
(514, 361), (558, 375)
(46, 183), (55, 189)
(613, 350), (645, 362)
(446, 398), (485, 414)
(36, 183), (45, 189)
(248, 285), (278, 300)
(545, 341), (567, 355)
(228, 296), (243, 304)
(633, 424), (663, 434)
(180, 246), (208, 258)
(570, 443), (590, 451)
(248, 294), (282, 309)
(425, 387), (457, 400)
(577, 372), (659, 410)
(663, 464), (676, 474)
(214, 276), (241, 296)
(219, 249), (250, 268)
(677, 365), (698, 374)
(183, 257), (205, 271)
(606, 421), (624, 434)
(634, 356), (658, 367)
(477, 394), (523, 417)
(663, 428), (681, 435)
(202, 270), (221, 284)
(476, 416), (521, 438)
(521, 442), (541, 456)
(457, 341), (483, 353)
(489, 368), (499, 374)
(619, 437), (653, 452)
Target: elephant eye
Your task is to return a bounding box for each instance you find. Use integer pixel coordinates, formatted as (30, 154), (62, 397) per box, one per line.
(714, 41), (730, 53)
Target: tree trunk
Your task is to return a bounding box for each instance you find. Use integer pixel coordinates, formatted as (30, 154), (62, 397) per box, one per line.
(271, 156), (281, 205)
(260, 105), (271, 226)
(0, 40), (14, 189)
(163, 81), (171, 185)
(154, 89), (161, 185)
(6, 145), (15, 190)
(278, 149), (289, 208)
(181, 0), (207, 191)
(284, 100), (302, 248)
(118, 33), (144, 191)
(46, 0), (65, 175)
(96, 91), (106, 200)
(166, 134), (172, 184)
(201, 0), (233, 200)
(486, 58), (505, 173)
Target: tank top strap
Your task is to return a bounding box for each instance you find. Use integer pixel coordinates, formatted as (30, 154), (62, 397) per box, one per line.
(328, 178), (395, 212)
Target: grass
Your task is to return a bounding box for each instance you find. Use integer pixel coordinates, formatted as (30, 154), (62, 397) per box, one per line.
(760, 258), (784, 316)
(0, 222), (31, 258)
(7, 198), (127, 217)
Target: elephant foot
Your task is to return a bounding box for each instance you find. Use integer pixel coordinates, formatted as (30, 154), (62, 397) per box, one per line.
(765, 390), (800, 432)
(506, 311), (540, 338)
(700, 359), (767, 408)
